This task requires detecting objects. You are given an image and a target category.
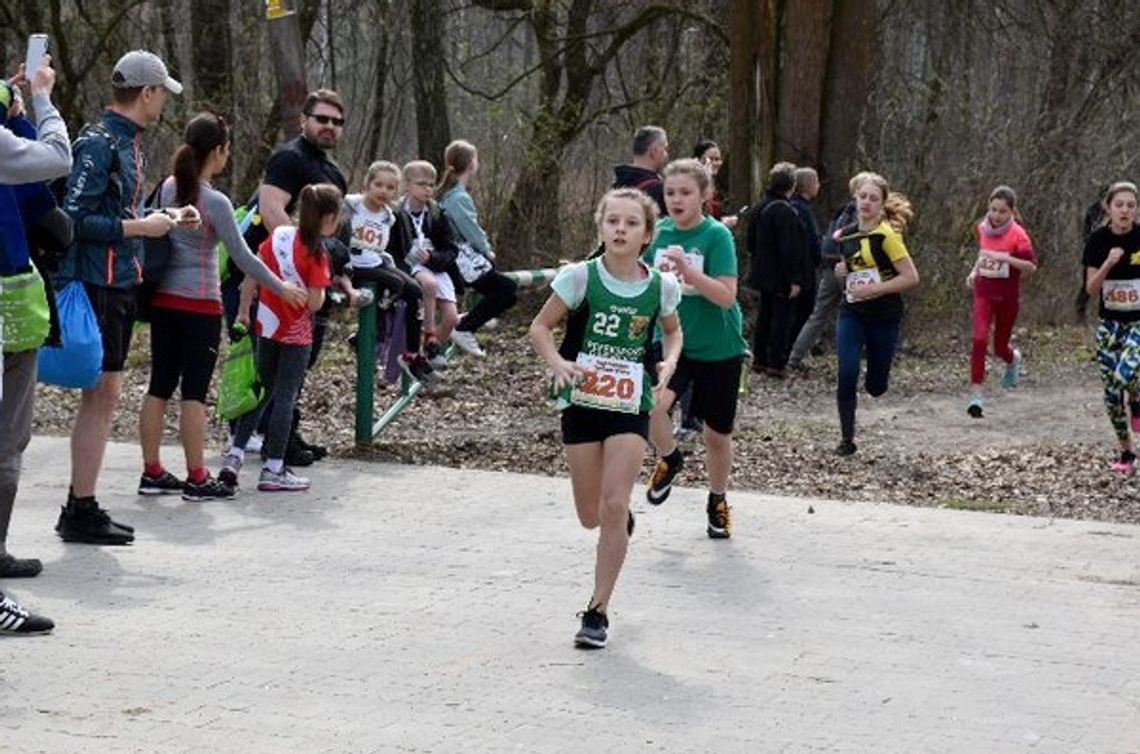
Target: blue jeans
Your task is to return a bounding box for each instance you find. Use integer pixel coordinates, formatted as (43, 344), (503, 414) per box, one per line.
(836, 309), (901, 442)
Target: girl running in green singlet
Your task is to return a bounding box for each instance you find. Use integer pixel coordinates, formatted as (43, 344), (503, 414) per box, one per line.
(530, 188), (682, 649)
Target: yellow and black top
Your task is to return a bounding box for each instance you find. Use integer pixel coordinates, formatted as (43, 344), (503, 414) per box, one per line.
(838, 220), (910, 321)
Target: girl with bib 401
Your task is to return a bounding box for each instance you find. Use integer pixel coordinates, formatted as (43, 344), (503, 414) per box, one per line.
(529, 187), (682, 649)
(1083, 181), (1140, 473)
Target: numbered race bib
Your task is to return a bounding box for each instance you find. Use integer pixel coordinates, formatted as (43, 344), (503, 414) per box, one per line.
(845, 268), (881, 303)
(652, 248), (705, 295)
(1103, 279), (1140, 312)
(570, 354), (644, 414)
(977, 249), (1010, 279)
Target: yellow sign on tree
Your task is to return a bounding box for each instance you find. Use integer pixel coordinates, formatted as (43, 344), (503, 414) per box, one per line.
(265, 0), (293, 20)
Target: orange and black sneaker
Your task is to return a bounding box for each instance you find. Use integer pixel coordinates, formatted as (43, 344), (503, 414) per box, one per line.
(646, 452), (683, 505)
(706, 494), (732, 539)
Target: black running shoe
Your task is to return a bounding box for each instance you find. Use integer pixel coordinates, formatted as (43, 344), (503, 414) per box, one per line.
(646, 454), (683, 505)
(0, 554), (42, 578)
(138, 470), (184, 496)
(293, 432), (328, 461)
(0, 592), (53, 635)
(707, 496), (733, 539)
(399, 353), (441, 384)
(574, 606), (608, 649)
(283, 445), (315, 468)
(834, 439), (857, 457)
(182, 475), (237, 502)
(55, 504), (134, 545)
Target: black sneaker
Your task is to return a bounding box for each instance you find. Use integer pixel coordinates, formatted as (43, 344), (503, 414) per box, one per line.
(0, 554), (43, 578)
(707, 496), (732, 539)
(293, 432), (328, 461)
(138, 470), (184, 496)
(646, 453), (683, 505)
(0, 592), (53, 635)
(283, 444), (315, 468)
(56, 504), (135, 545)
(574, 606), (608, 649)
(182, 475), (237, 502)
(834, 439), (857, 457)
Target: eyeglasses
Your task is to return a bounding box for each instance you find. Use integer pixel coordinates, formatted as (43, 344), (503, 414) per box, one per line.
(307, 113), (345, 127)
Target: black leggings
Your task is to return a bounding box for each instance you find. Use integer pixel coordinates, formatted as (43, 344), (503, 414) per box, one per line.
(457, 270), (518, 333)
(352, 265), (423, 351)
(147, 307), (222, 402)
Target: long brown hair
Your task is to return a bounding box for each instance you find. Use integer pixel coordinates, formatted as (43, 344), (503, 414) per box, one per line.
(171, 112), (228, 206)
(437, 139), (477, 196)
(297, 183), (343, 255)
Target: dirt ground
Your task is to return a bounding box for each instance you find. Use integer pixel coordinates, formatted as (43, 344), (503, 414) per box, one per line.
(30, 314), (1138, 524)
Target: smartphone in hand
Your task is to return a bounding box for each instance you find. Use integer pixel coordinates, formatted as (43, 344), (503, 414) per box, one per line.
(25, 34), (48, 76)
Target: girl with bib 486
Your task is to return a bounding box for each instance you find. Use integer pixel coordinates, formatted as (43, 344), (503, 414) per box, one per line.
(530, 187), (681, 649)
(1083, 181), (1140, 473)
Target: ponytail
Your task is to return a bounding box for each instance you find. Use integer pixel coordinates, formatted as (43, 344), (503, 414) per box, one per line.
(169, 112), (229, 207)
(297, 183), (343, 255)
(883, 192), (913, 233)
(436, 139), (478, 196)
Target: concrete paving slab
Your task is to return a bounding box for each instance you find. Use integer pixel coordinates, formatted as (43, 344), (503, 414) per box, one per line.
(1, 436), (1138, 753)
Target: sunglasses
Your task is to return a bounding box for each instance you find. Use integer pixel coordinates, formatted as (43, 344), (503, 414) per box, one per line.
(307, 113), (345, 127)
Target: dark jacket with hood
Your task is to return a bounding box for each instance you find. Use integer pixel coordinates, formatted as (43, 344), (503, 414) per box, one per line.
(746, 189), (812, 294)
(612, 164), (666, 216)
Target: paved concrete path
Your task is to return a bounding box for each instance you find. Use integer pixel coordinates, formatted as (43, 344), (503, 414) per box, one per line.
(2, 437), (1138, 754)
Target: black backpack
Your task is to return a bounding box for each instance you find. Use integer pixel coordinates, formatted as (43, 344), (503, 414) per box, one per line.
(135, 179), (173, 323)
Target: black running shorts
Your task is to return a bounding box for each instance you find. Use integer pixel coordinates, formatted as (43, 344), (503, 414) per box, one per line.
(666, 354), (744, 435)
(560, 405), (650, 445)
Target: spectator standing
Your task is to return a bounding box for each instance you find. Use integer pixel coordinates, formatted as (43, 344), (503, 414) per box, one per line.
(745, 162), (812, 379)
(0, 55), (71, 633)
(239, 89), (349, 466)
(54, 50), (181, 546)
(692, 139), (739, 229)
(788, 167), (822, 347)
(139, 113), (307, 501)
(613, 126), (669, 216)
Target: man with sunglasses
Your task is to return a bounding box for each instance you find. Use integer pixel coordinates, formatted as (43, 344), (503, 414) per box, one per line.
(240, 89), (348, 466)
(0, 53), (71, 634)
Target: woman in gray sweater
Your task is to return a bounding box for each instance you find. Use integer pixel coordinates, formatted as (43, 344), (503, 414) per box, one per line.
(138, 113), (306, 501)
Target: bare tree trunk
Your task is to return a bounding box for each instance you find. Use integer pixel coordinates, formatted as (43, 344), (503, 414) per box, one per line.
(727, 0), (762, 208)
(362, 0), (393, 164)
(774, 0), (830, 165)
(192, 0), (233, 112)
(411, 0), (452, 169)
(817, 0), (877, 212)
(266, 1), (308, 141)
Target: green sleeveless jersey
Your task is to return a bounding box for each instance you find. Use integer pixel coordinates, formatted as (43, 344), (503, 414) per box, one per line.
(556, 259), (661, 413)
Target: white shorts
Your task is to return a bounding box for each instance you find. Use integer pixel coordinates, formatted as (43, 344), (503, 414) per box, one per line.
(411, 265), (457, 303)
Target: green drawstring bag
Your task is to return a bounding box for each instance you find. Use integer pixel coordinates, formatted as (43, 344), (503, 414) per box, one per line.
(216, 325), (263, 420)
(0, 268), (51, 354)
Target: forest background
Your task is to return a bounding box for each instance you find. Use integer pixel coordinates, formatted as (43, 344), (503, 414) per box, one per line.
(2, 0), (1137, 327)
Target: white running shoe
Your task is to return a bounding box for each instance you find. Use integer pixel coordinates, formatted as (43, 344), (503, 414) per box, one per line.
(450, 330), (486, 357)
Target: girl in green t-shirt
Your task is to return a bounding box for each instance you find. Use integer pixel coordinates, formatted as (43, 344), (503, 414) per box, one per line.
(643, 158), (745, 541)
(529, 188), (682, 649)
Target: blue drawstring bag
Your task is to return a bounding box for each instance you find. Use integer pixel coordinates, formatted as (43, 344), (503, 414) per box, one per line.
(37, 280), (103, 388)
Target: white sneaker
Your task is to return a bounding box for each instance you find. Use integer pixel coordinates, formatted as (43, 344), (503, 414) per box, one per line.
(257, 467), (310, 492)
(245, 433), (264, 453)
(450, 329), (486, 357)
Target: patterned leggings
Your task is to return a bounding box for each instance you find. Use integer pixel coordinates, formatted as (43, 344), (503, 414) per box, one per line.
(1095, 319), (1140, 443)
